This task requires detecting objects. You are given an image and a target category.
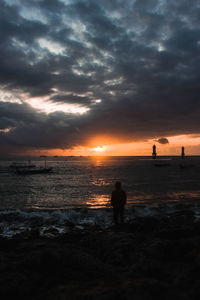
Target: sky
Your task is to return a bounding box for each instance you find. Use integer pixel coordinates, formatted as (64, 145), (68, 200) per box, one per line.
(0, 0), (200, 156)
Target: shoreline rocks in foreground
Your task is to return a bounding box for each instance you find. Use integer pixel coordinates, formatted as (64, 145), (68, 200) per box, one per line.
(1, 209), (200, 299)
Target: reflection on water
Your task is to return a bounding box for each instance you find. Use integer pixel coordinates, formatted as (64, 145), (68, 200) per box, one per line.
(128, 191), (200, 205)
(168, 191), (200, 202)
(86, 194), (110, 209)
(1, 156), (200, 210)
(90, 156), (108, 167)
(93, 159), (103, 167)
(90, 177), (109, 186)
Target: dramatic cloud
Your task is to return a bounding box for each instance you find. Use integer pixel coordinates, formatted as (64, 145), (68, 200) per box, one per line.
(0, 0), (200, 154)
(156, 138), (169, 145)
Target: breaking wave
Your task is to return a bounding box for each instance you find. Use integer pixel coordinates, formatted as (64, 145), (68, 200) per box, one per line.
(0, 203), (200, 238)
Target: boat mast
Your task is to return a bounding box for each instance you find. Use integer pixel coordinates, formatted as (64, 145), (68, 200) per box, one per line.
(152, 144), (157, 159)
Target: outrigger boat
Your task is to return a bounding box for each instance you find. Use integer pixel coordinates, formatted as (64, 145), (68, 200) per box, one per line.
(14, 158), (52, 175)
(9, 160), (36, 169)
(15, 167), (52, 175)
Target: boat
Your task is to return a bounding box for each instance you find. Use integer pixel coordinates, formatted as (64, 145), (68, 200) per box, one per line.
(9, 161), (36, 169)
(15, 167), (52, 175)
(15, 157), (52, 174)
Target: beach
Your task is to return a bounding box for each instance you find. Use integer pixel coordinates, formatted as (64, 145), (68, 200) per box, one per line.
(1, 157), (200, 299)
(1, 205), (200, 300)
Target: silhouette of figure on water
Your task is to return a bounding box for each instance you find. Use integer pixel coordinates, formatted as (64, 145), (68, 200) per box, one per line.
(111, 181), (127, 225)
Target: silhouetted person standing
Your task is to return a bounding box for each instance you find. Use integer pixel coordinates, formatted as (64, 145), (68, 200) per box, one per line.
(111, 181), (127, 225)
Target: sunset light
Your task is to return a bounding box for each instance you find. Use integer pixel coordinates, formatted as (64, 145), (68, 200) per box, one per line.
(0, 0), (200, 157)
(28, 98), (90, 115)
(1, 2), (200, 296)
(93, 146), (107, 153)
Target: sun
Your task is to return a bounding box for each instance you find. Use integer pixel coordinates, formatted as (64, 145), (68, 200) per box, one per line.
(93, 146), (107, 152)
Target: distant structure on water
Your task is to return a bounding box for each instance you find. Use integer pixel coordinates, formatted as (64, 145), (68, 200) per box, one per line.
(179, 146), (194, 169)
(152, 144), (157, 159)
(181, 146), (185, 159)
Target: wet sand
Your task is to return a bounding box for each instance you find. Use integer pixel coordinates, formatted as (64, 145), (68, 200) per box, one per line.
(1, 208), (200, 299)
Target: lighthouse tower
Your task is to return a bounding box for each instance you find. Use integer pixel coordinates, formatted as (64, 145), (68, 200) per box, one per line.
(152, 144), (157, 159)
(181, 146), (185, 159)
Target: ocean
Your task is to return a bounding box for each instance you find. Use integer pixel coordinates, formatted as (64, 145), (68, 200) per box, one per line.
(0, 156), (200, 237)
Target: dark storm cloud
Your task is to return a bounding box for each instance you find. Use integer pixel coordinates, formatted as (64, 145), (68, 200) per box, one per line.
(1, 0), (200, 153)
(50, 94), (92, 105)
(0, 1), (48, 44)
(156, 138), (169, 145)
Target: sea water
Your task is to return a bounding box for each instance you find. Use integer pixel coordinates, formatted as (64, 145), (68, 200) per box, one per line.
(0, 156), (200, 236)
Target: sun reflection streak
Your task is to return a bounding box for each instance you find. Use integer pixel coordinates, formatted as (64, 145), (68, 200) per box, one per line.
(85, 195), (110, 209)
(89, 156), (109, 167)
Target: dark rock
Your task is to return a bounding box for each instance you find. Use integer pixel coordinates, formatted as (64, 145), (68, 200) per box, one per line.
(0, 213), (200, 299)
(134, 217), (161, 234)
(156, 227), (196, 239)
(39, 249), (61, 272)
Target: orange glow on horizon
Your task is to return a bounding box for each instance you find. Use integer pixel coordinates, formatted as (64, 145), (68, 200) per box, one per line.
(10, 134), (200, 157)
(88, 135), (120, 147)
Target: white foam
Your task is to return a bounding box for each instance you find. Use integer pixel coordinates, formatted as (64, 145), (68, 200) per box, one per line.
(0, 204), (198, 237)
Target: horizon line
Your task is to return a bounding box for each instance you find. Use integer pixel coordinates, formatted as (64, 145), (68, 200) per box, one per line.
(1, 154), (200, 158)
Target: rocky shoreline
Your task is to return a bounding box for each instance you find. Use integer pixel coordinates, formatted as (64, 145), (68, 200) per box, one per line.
(1, 208), (200, 299)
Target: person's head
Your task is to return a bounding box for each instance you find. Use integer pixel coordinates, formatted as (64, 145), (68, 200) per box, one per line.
(115, 181), (121, 190)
